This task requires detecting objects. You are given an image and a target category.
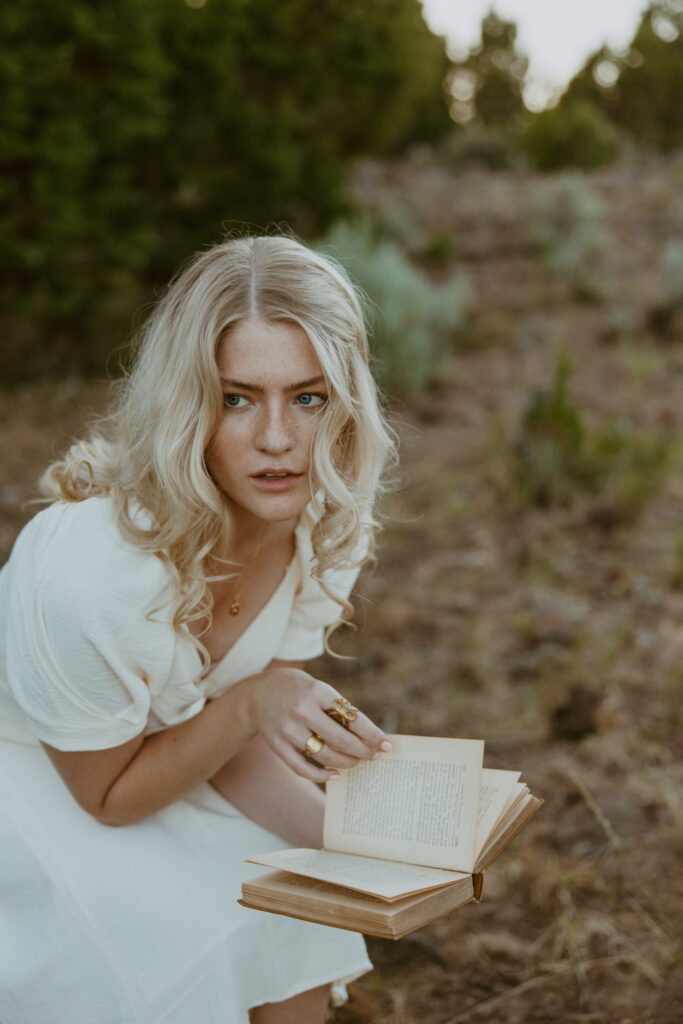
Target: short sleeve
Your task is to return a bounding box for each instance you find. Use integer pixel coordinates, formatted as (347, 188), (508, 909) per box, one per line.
(3, 499), (203, 751)
(275, 511), (368, 662)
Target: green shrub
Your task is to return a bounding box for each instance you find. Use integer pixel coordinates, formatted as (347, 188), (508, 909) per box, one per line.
(516, 353), (587, 506)
(530, 176), (610, 301)
(517, 354), (672, 520)
(441, 125), (518, 171)
(418, 231), (460, 266)
(590, 417), (672, 519)
(0, 0), (451, 382)
(365, 202), (422, 254)
(673, 528), (683, 586)
(601, 303), (638, 344)
(318, 219), (469, 397)
(0, 0), (169, 379)
(522, 101), (619, 172)
(648, 240), (683, 335)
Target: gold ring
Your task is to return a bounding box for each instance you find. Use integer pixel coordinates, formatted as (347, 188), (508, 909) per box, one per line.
(304, 733), (325, 757)
(325, 696), (359, 729)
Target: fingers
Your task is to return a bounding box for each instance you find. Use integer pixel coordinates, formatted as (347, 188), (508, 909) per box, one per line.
(314, 696), (391, 757)
(256, 668), (391, 780)
(308, 713), (374, 760)
(314, 682), (389, 742)
(331, 707), (391, 754)
(299, 699), (392, 771)
(275, 739), (339, 784)
(279, 720), (362, 770)
(285, 684), (383, 760)
(300, 732), (364, 771)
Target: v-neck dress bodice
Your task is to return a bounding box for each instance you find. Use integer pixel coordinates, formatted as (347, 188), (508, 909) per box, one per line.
(0, 496), (371, 1023)
(200, 553), (299, 698)
(0, 497), (360, 747)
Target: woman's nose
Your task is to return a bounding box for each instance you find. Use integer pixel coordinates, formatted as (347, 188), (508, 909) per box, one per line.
(255, 404), (295, 453)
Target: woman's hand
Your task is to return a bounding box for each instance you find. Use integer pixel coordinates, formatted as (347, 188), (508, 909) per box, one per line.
(244, 664), (392, 782)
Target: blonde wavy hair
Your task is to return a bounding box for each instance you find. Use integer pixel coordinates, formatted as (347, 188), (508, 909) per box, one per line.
(40, 235), (396, 665)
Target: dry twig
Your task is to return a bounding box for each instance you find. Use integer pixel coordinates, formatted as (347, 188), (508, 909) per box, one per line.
(566, 769), (624, 853)
(441, 953), (643, 1024)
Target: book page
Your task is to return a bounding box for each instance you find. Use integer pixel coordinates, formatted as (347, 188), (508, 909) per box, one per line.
(475, 793), (543, 870)
(474, 769), (520, 858)
(324, 735), (484, 873)
(245, 869), (394, 906)
(246, 848), (469, 901)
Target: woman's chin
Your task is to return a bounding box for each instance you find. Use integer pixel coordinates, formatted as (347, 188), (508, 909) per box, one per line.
(228, 490), (312, 529)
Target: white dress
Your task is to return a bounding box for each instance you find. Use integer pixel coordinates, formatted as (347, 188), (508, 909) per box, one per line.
(0, 497), (371, 1024)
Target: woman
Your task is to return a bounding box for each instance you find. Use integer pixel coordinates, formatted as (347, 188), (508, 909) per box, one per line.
(0, 236), (396, 1023)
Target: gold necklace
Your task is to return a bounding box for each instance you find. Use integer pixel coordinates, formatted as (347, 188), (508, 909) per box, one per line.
(228, 526), (269, 616)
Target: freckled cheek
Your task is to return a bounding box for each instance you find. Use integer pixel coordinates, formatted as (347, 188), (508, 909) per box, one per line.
(300, 420), (320, 458)
(204, 423), (243, 481)
(207, 419), (249, 453)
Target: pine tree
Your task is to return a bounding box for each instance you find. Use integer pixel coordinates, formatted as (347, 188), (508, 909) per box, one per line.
(447, 10), (528, 127)
(562, 1), (683, 150)
(1, 0), (450, 379)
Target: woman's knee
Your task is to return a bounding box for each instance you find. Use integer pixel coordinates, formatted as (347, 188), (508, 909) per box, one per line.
(249, 982), (330, 1024)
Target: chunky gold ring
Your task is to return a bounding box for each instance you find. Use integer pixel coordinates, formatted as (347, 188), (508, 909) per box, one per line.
(325, 696), (359, 729)
(303, 733), (325, 757)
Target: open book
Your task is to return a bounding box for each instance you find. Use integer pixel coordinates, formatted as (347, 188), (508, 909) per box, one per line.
(239, 735), (542, 939)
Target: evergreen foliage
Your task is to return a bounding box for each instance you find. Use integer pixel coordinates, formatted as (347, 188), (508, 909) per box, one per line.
(562, 1), (683, 151)
(446, 11), (528, 127)
(1, 1), (170, 375)
(441, 123), (517, 171)
(0, 0), (450, 381)
(521, 101), (619, 173)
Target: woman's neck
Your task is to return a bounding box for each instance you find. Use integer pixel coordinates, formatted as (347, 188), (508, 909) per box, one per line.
(226, 513), (298, 562)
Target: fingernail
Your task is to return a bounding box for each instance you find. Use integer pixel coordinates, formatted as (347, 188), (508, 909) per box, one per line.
(371, 751), (381, 760)
(380, 740), (392, 752)
(328, 771), (340, 778)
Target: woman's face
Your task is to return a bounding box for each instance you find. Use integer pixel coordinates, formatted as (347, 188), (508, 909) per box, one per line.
(205, 318), (328, 534)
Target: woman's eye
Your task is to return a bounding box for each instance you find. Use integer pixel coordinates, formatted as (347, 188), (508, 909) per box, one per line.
(224, 394), (247, 408)
(296, 393), (327, 408)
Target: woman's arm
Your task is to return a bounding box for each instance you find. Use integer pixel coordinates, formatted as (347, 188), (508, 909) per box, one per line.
(42, 677), (255, 826)
(42, 663), (388, 827)
(210, 736), (325, 847)
(208, 659), (325, 847)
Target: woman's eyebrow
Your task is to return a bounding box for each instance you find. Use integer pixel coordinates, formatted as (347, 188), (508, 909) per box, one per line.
(219, 375), (326, 393)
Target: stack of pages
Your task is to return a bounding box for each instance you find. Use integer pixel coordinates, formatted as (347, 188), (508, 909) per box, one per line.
(240, 735), (542, 939)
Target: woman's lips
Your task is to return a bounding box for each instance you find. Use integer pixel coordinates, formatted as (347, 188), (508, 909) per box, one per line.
(249, 471), (304, 493)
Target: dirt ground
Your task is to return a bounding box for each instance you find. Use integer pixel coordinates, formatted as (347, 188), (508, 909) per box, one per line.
(2, 157), (682, 1023)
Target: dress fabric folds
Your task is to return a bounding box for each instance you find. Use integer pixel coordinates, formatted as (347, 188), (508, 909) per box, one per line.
(0, 498), (371, 1024)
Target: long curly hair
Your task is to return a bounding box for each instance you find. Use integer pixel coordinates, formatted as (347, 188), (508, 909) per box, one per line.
(40, 235), (396, 666)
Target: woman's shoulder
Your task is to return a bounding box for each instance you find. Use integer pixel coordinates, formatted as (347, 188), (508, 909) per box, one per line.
(7, 496), (170, 612)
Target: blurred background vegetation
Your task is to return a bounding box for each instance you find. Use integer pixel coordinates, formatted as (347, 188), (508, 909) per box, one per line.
(2, 0), (683, 384)
(1, 0), (449, 380)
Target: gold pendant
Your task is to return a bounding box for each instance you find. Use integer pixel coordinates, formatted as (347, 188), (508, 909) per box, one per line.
(229, 601), (240, 616)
